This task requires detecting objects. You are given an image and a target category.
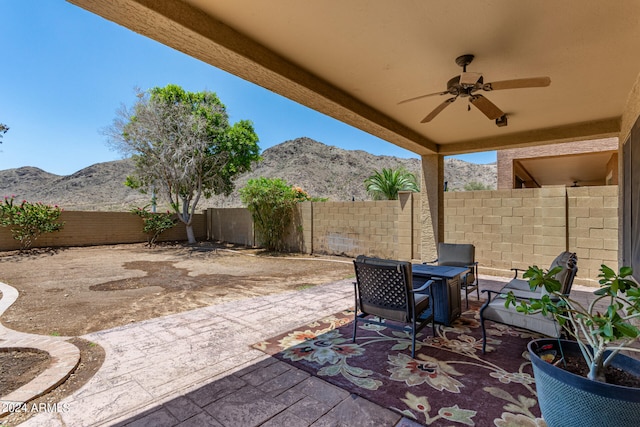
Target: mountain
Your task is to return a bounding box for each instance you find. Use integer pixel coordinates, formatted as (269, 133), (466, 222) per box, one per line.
(0, 159), (149, 211)
(0, 137), (496, 211)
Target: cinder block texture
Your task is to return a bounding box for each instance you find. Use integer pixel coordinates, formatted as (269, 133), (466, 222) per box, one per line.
(444, 186), (618, 286)
(2, 187), (617, 287)
(0, 211), (207, 250)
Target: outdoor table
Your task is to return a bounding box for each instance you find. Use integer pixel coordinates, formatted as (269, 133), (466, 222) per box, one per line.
(412, 264), (470, 326)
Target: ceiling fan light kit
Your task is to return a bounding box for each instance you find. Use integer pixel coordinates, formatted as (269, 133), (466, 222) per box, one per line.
(495, 114), (508, 127)
(400, 54), (551, 127)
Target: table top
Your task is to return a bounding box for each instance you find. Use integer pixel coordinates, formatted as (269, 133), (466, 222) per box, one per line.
(412, 264), (470, 279)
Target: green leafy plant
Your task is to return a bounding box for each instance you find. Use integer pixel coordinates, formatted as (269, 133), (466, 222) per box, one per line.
(506, 264), (640, 382)
(0, 122), (8, 142)
(0, 196), (65, 250)
(131, 205), (177, 247)
(364, 167), (419, 200)
(240, 178), (306, 252)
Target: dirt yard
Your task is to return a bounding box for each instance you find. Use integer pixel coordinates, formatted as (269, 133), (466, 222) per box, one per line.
(0, 242), (354, 425)
(0, 242), (355, 336)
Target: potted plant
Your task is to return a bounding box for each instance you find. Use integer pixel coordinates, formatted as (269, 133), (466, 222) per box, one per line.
(506, 264), (640, 427)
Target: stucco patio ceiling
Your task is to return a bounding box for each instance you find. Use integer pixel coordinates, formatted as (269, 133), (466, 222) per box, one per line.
(517, 151), (617, 187)
(69, 0), (640, 156)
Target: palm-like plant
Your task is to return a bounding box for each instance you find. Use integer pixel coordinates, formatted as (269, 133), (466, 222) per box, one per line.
(364, 167), (419, 200)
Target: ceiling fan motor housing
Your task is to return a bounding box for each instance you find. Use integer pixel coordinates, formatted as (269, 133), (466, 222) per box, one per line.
(447, 75), (483, 97)
(399, 53), (549, 126)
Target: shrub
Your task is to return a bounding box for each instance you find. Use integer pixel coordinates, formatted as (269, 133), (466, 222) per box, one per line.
(240, 178), (302, 251)
(131, 205), (177, 246)
(463, 181), (493, 191)
(0, 196), (65, 250)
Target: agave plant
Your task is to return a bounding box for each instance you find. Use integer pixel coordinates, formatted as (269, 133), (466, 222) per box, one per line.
(364, 167), (419, 200)
(507, 264), (640, 382)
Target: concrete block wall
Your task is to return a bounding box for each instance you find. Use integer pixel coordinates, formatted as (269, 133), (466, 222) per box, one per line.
(303, 193), (419, 260)
(5, 191), (615, 286)
(310, 200), (401, 259)
(207, 205), (312, 251)
(411, 193), (422, 260)
(208, 198), (416, 259)
(294, 202), (313, 254)
(444, 186), (618, 286)
(0, 211), (207, 250)
(207, 208), (255, 247)
(567, 186), (619, 282)
(444, 187), (570, 281)
(205, 187), (617, 286)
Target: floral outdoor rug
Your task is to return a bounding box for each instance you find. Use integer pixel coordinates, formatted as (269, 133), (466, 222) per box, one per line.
(253, 301), (547, 426)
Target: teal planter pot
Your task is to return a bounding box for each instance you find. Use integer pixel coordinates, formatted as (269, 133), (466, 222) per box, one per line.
(528, 339), (640, 427)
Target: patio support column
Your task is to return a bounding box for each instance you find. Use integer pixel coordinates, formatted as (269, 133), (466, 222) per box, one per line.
(420, 154), (444, 261)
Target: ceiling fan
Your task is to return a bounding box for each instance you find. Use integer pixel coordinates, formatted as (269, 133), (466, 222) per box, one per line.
(399, 54), (551, 126)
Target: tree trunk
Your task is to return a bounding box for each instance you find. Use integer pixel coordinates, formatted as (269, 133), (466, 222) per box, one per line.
(185, 224), (196, 244)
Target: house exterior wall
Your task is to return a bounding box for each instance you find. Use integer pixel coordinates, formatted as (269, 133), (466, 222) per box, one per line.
(619, 70), (640, 277)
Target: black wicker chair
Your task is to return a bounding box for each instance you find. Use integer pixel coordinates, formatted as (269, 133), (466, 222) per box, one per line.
(352, 255), (435, 358)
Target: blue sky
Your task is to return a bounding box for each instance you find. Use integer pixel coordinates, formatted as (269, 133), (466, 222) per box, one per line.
(1, 1), (495, 176)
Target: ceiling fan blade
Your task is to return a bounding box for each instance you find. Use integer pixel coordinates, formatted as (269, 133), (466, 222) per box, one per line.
(484, 77), (551, 91)
(421, 97), (456, 123)
(469, 94), (504, 120)
(398, 90), (449, 105)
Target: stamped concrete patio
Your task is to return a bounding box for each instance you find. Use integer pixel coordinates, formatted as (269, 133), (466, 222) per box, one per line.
(5, 275), (601, 427)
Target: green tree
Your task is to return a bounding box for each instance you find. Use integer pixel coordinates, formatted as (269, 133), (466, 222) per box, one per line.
(240, 178), (302, 252)
(0, 123), (8, 142)
(364, 167), (419, 200)
(0, 196), (65, 250)
(106, 84), (260, 244)
(463, 181), (493, 191)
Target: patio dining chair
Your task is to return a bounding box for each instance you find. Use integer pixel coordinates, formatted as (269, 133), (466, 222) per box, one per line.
(427, 243), (479, 308)
(352, 255), (435, 358)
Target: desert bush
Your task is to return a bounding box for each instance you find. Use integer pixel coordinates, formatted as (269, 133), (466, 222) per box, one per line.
(0, 196), (65, 250)
(463, 181), (493, 191)
(240, 178), (304, 251)
(131, 205), (177, 247)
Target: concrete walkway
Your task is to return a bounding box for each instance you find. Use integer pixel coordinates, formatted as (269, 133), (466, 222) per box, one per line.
(0, 282), (80, 415)
(7, 279), (417, 427)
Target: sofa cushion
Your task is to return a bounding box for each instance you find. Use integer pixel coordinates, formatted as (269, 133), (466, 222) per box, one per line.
(483, 296), (562, 337)
(501, 278), (542, 299)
